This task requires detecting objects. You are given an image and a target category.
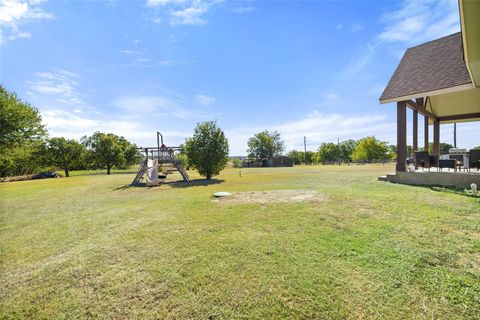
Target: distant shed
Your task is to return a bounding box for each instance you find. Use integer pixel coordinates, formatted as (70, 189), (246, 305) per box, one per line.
(242, 156), (293, 168)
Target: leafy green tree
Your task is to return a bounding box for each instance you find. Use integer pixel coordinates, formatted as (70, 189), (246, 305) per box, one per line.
(351, 136), (389, 162)
(315, 143), (339, 164)
(426, 142), (453, 154)
(118, 136), (142, 169)
(287, 150), (315, 165)
(304, 151), (315, 164)
(388, 144), (397, 160)
(247, 130), (284, 159)
(82, 132), (140, 174)
(388, 144), (413, 159)
(339, 140), (356, 162)
(184, 121), (229, 180)
(47, 137), (85, 177)
(287, 150), (304, 165)
(230, 158), (242, 168)
(176, 153), (190, 170)
(0, 86), (46, 177)
(474, 146), (480, 150)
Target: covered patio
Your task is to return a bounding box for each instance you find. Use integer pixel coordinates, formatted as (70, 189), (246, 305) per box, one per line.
(378, 0), (480, 188)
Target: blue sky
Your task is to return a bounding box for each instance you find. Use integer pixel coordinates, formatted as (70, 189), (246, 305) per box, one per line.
(1, 0), (477, 155)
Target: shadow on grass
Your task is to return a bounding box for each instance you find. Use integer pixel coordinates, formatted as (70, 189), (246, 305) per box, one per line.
(165, 178), (224, 188)
(113, 178), (224, 191)
(429, 185), (480, 199)
(403, 183), (479, 199)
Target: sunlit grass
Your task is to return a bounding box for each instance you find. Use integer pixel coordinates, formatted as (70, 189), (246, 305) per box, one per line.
(1, 165), (479, 319)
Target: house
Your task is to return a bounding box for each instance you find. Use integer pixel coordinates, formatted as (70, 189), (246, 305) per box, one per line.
(378, 0), (480, 187)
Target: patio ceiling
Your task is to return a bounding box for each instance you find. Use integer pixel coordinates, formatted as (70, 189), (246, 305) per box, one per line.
(427, 86), (480, 124)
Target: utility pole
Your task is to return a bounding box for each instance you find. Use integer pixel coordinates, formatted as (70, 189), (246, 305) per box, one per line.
(453, 123), (457, 148)
(303, 136), (307, 164)
(337, 138), (340, 166)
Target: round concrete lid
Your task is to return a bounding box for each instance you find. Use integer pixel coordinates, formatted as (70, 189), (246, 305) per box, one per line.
(213, 191), (232, 197)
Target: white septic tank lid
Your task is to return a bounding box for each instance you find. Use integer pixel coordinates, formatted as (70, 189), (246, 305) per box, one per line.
(213, 191), (232, 198)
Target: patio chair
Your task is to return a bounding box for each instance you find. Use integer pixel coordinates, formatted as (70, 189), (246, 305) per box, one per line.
(414, 151), (436, 171)
(469, 149), (480, 171)
(449, 154), (464, 171)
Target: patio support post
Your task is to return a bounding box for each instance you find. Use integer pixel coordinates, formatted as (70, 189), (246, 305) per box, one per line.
(433, 120), (440, 165)
(412, 110), (418, 151)
(413, 109), (418, 167)
(397, 101), (407, 172)
(414, 98), (423, 152)
(424, 115), (429, 151)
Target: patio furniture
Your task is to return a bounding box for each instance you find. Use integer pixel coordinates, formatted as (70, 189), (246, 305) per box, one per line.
(449, 154), (465, 171)
(469, 149), (480, 171)
(439, 159), (456, 172)
(414, 151), (436, 171)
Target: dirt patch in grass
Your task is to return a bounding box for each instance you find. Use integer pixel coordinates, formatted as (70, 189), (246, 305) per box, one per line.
(214, 189), (328, 204)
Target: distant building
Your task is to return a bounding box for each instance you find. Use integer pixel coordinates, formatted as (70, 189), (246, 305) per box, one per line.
(242, 156), (293, 168)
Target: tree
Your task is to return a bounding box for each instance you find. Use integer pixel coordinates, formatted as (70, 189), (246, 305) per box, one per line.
(304, 151), (315, 164)
(247, 130), (284, 159)
(388, 144), (413, 159)
(47, 137), (85, 177)
(287, 150), (304, 165)
(315, 143), (339, 164)
(82, 132), (140, 174)
(230, 158), (242, 168)
(339, 140), (357, 162)
(287, 150), (315, 165)
(426, 142), (453, 154)
(351, 136), (389, 162)
(118, 136), (142, 169)
(387, 144), (397, 160)
(184, 121), (229, 180)
(0, 86), (46, 177)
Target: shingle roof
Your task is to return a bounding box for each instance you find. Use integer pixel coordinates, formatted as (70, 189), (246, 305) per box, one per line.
(379, 32), (472, 102)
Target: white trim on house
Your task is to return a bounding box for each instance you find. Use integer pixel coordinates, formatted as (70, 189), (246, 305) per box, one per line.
(379, 83), (474, 104)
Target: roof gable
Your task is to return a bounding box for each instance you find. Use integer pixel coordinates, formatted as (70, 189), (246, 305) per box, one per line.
(379, 32), (473, 103)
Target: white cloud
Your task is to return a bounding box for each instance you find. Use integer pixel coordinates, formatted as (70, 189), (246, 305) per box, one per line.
(336, 22), (363, 32)
(113, 95), (180, 113)
(121, 49), (143, 55)
(120, 41), (182, 68)
(352, 0), (458, 78)
(378, 0), (459, 45)
(195, 94), (215, 106)
(8, 30), (30, 39)
(28, 69), (86, 106)
(339, 0), (459, 80)
(41, 107), (194, 148)
(231, 6), (254, 14)
(42, 109), (97, 131)
(170, 5), (208, 25)
(146, 0), (221, 26)
(339, 42), (376, 80)
(146, 0), (187, 6)
(348, 23), (363, 32)
(131, 59), (180, 68)
(0, 0), (53, 44)
(27, 69), (85, 107)
(112, 94), (211, 119)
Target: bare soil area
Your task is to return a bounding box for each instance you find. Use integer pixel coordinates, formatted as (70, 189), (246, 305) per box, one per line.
(214, 189), (328, 204)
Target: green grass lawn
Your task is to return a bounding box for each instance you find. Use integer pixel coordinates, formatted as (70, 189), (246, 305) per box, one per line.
(1, 165), (479, 319)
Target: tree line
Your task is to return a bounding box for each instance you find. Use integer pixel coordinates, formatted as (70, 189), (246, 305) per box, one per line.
(2, 85), (478, 178)
(247, 131), (474, 165)
(0, 86), (140, 177)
